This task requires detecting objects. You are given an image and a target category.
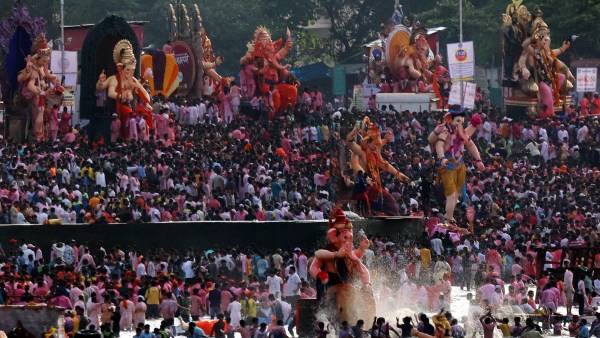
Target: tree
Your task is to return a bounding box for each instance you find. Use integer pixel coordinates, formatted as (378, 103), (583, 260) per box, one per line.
(318, 0), (395, 64)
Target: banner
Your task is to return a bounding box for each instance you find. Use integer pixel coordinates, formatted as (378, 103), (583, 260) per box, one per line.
(447, 81), (476, 109)
(363, 83), (379, 108)
(51, 50), (78, 74)
(171, 40), (196, 97)
(463, 82), (477, 109)
(62, 86), (75, 107)
(50, 50), (78, 86)
(447, 41), (475, 81)
(353, 85), (364, 109)
(576, 68), (597, 92)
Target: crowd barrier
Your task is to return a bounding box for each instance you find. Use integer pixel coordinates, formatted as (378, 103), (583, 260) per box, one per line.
(0, 217), (423, 254)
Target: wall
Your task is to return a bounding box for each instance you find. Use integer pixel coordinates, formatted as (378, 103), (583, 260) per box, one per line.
(0, 306), (64, 334)
(0, 218), (423, 256)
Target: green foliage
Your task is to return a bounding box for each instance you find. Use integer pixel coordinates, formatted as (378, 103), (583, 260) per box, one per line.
(294, 30), (334, 67)
(2, 0), (599, 71)
(318, 0), (394, 64)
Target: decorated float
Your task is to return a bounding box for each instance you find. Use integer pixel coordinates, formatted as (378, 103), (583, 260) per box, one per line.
(501, 0), (574, 119)
(361, 1), (448, 111)
(0, 3), (64, 142)
(166, 3), (230, 98)
(239, 26), (299, 113)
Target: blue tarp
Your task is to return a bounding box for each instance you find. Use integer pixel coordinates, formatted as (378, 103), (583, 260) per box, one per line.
(291, 62), (331, 82)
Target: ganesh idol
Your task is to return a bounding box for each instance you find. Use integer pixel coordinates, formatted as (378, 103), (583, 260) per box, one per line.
(308, 206), (376, 324)
(96, 39), (151, 138)
(345, 117), (409, 215)
(517, 6), (574, 118)
(17, 34), (62, 141)
(240, 27), (295, 97)
(394, 29), (433, 93)
(427, 109), (485, 223)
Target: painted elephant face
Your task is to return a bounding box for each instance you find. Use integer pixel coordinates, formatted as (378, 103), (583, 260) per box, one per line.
(124, 63), (136, 79)
(338, 230), (354, 250)
(37, 56), (50, 69)
(540, 34), (551, 49)
(451, 116), (465, 127)
(517, 6), (531, 23)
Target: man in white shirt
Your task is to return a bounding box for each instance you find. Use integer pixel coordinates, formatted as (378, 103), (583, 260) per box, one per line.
(430, 235), (444, 256)
(148, 203), (161, 223)
(37, 208), (49, 224)
(577, 124), (589, 143)
(284, 266), (302, 309)
(266, 270), (283, 299)
(557, 125), (569, 143)
(181, 258), (195, 281)
(136, 258), (147, 277)
(95, 169), (106, 188)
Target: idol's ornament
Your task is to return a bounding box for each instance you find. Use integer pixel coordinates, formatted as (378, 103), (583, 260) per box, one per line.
(239, 26), (299, 112)
(96, 40), (151, 139)
(501, 0), (574, 119)
(309, 206), (376, 324)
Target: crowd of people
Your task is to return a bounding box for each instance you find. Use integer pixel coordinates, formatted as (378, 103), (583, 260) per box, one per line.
(0, 80), (599, 338)
(2, 87), (599, 225)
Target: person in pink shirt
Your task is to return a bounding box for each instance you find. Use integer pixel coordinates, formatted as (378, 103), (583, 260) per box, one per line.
(190, 288), (206, 320)
(220, 284), (233, 314)
(480, 313), (496, 338)
(63, 128), (77, 143)
(234, 205), (248, 220)
(119, 294), (135, 331)
(11, 284), (25, 304)
(312, 87), (323, 111)
(59, 106), (71, 135)
(134, 296), (147, 327)
(50, 292), (73, 309)
(33, 280), (49, 302)
(158, 292), (179, 325)
(478, 280), (496, 304)
(47, 105), (59, 141)
(128, 113), (138, 142)
(138, 115), (149, 142)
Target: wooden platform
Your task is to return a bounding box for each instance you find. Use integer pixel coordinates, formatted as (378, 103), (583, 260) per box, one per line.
(504, 94), (572, 120)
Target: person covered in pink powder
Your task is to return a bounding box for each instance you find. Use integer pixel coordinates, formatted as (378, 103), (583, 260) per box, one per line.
(110, 113), (121, 143)
(134, 295), (147, 327)
(59, 106), (72, 135)
(137, 114), (149, 142)
(47, 104), (59, 141)
(230, 81), (242, 115)
(119, 294), (135, 331)
(128, 112), (138, 142)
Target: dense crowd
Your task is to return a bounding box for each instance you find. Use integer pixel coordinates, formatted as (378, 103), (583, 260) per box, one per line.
(1, 85), (600, 337)
(1, 86), (599, 225)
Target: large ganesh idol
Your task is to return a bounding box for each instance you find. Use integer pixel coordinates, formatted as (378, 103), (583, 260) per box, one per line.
(370, 1), (441, 95)
(309, 206), (376, 324)
(345, 117), (410, 216)
(239, 27), (299, 111)
(518, 7), (574, 118)
(96, 40), (151, 138)
(16, 34), (63, 141)
(501, 1), (574, 118)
